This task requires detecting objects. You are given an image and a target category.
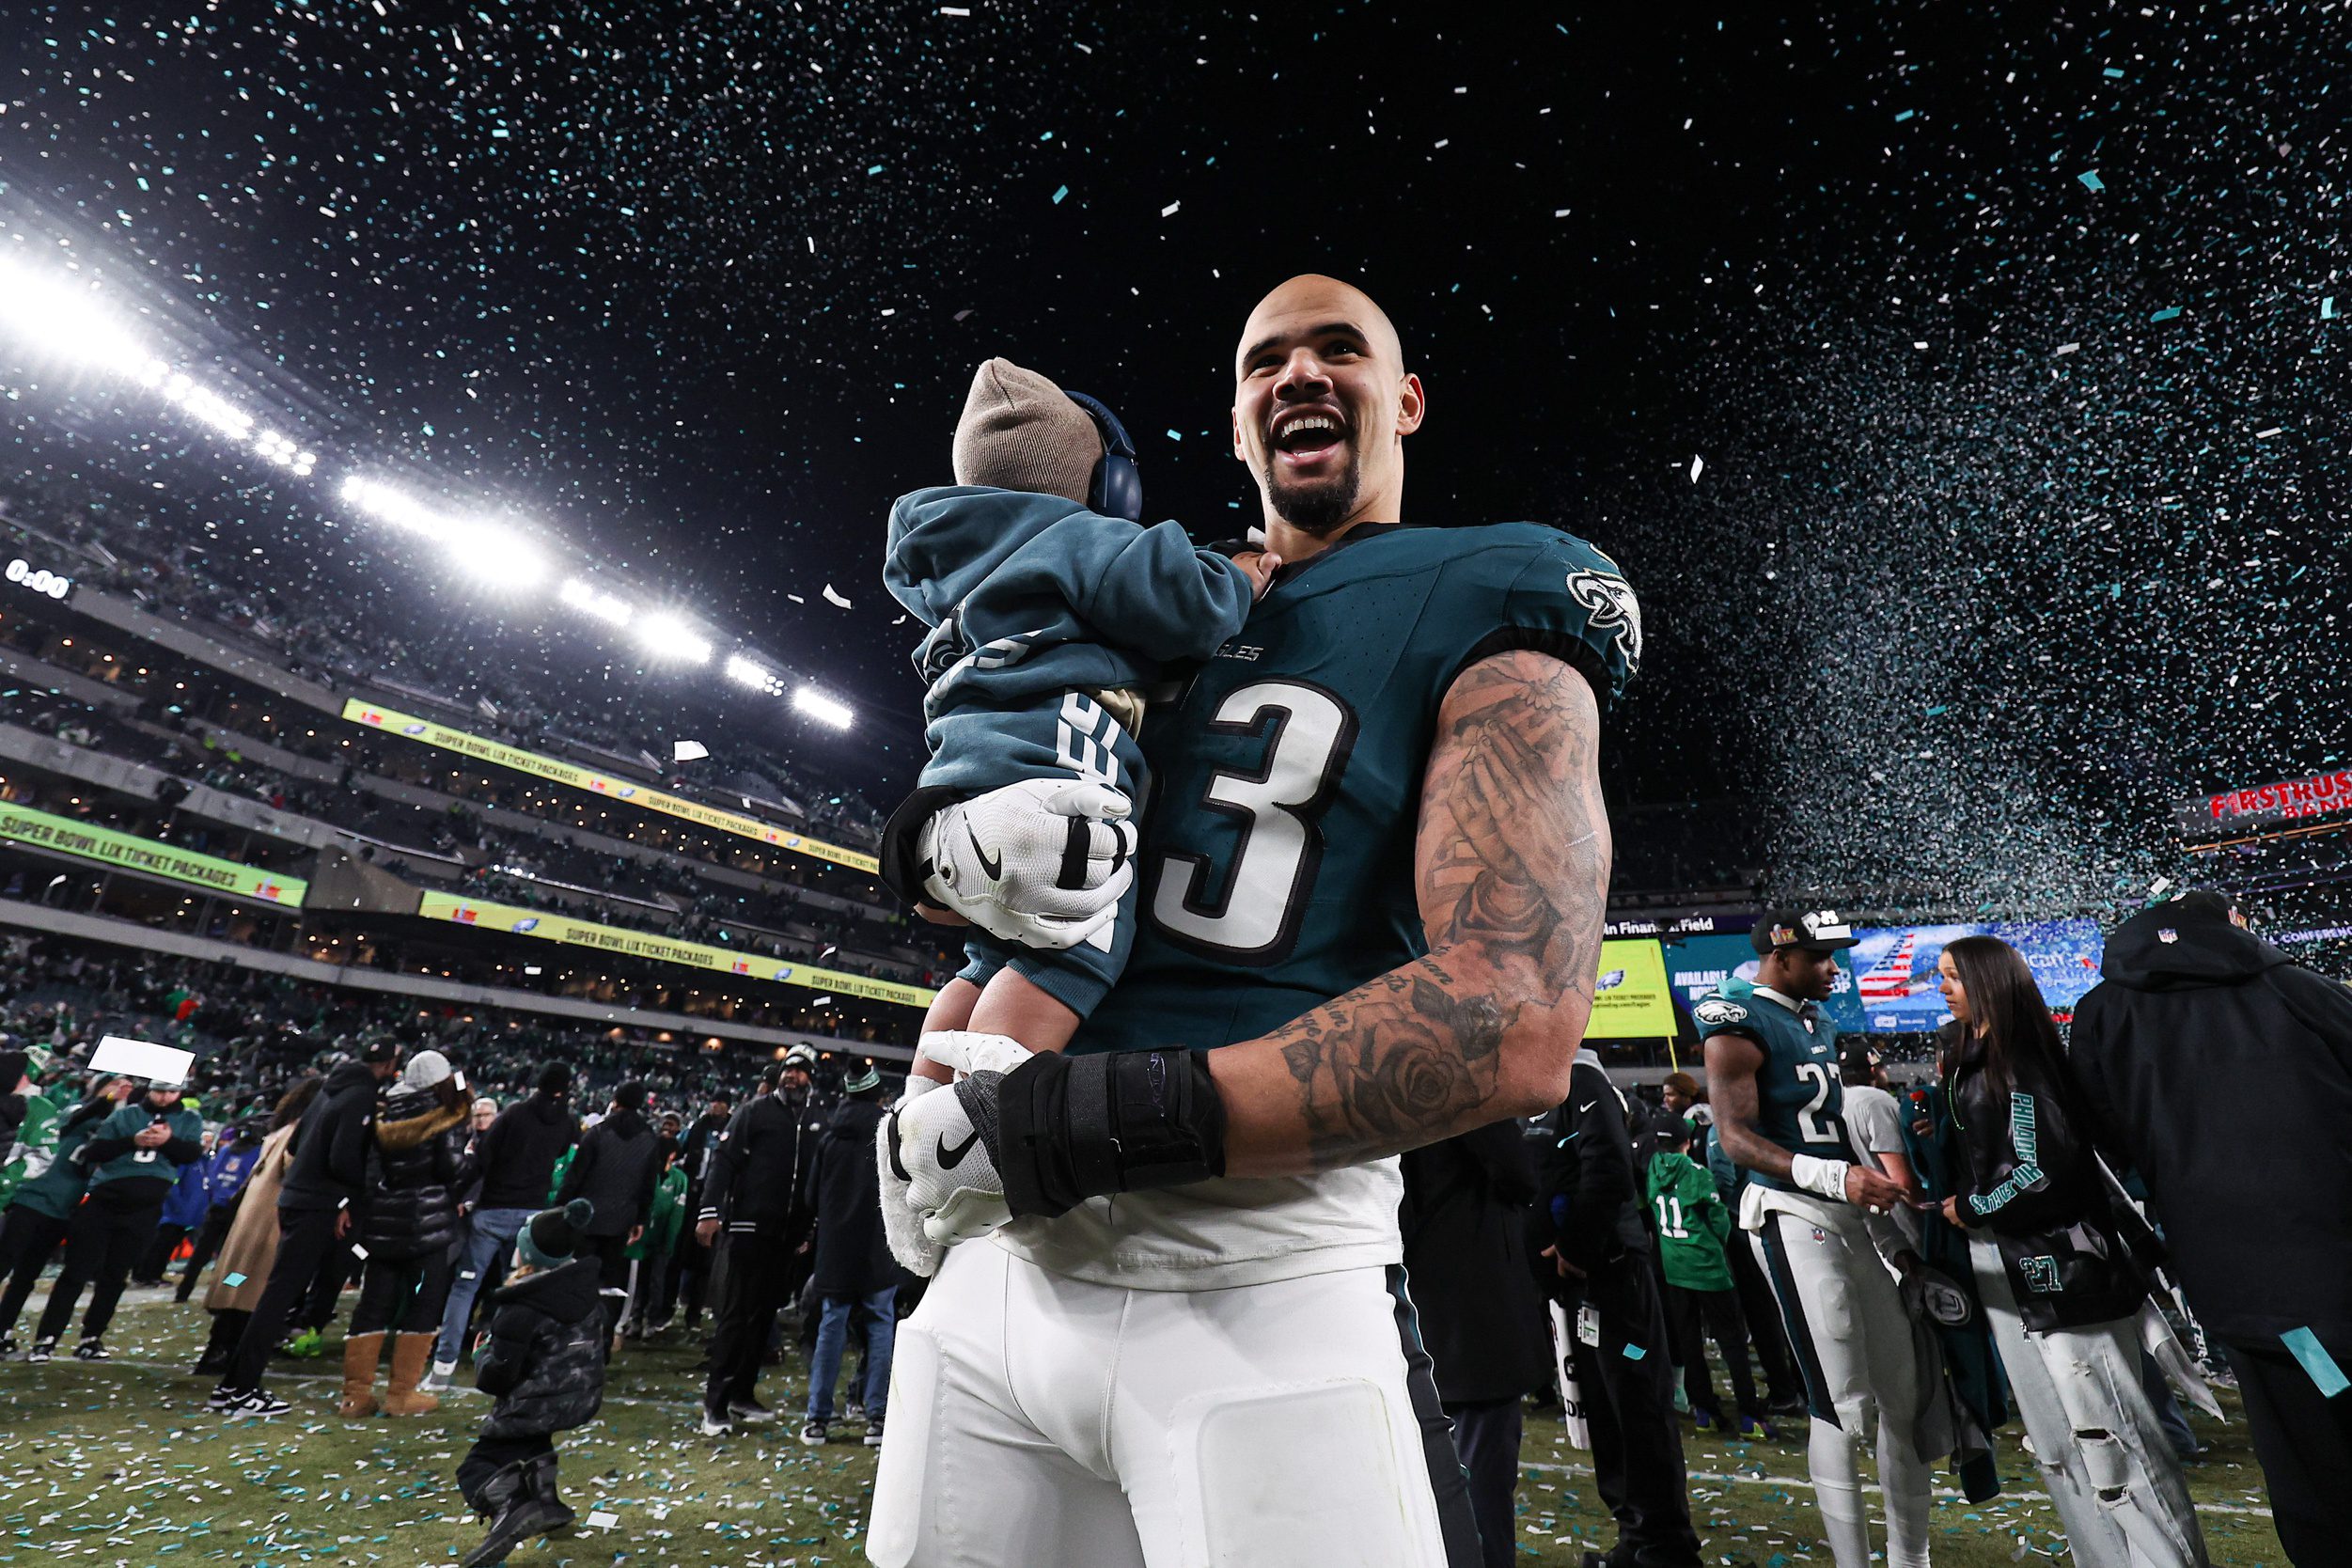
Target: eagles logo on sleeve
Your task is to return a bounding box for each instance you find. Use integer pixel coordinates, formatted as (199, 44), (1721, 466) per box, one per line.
(1693, 998), (1749, 1027)
(1566, 566), (1642, 676)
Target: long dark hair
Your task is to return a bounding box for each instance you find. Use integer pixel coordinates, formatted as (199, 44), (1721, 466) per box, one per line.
(1944, 935), (2063, 1095)
(269, 1074), (323, 1132)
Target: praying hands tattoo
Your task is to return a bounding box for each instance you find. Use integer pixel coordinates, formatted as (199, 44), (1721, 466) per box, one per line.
(1270, 649), (1611, 1168)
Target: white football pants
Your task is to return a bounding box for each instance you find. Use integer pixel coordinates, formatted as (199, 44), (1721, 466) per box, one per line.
(1968, 1236), (2209, 1568)
(865, 1241), (1481, 1568)
(1750, 1199), (1934, 1568)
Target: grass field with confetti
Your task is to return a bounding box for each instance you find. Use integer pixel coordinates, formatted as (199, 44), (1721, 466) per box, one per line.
(0, 1286), (2286, 1567)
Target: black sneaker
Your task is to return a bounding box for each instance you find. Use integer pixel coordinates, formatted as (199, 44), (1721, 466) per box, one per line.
(219, 1389), (291, 1419)
(863, 1413), (886, 1448)
(797, 1418), (828, 1447)
(24, 1339), (55, 1364)
(698, 1404), (734, 1437)
(73, 1338), (109, 1361)
(728, 1397), (777, 1426)
(206, 1386), (243, 1412)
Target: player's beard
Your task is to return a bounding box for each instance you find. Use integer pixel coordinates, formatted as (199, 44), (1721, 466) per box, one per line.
(1261, 444), (1363, 536)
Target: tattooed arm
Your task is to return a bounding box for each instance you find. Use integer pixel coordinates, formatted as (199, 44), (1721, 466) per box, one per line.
(1208, 649), (1611, 1178)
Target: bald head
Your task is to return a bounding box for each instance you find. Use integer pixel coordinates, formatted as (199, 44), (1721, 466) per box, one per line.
(1231, 274), (1423, 556)
(1233, 274), (1405, 381)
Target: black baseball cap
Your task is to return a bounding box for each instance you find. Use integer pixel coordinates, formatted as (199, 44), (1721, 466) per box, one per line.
(1752, 907), (1860, 955)
(1652, 1115), (1693, 1147)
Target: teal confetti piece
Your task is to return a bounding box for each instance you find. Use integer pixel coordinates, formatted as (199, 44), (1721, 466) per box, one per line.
(1165, 429), (1182, 441)
(2324, 296), (2337, 320)
(1893, 109), (1915, 122)
(2103, 66), (2125, 77)
(2077, 169), (2104, 192)
(1621, 1342), (1647, 1360)
(1051, 184), (1069, 204)
(2149, 306), (2181, 322)
(2281, 1328), (2349, 1397)
(866, 164), (885, 175)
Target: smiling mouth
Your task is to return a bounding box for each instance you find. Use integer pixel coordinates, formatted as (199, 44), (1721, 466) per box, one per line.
(1270, 409), (1347, 467)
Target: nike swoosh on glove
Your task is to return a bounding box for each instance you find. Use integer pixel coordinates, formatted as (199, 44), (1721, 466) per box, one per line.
(917, 779), (1137, 950)
(875, 1032), (1035, 1273)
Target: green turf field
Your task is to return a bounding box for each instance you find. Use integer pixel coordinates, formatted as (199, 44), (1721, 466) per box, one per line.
(0, 1286), (2286, 1566)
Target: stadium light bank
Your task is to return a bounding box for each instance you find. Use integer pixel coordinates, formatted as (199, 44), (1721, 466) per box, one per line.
(0, 244), (853, 730)
(0, 250), (315, 476)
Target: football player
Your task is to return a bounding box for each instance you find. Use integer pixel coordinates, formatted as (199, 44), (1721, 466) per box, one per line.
(868, 274), (1640, 1568)
(1698, 910), (1928, 1568)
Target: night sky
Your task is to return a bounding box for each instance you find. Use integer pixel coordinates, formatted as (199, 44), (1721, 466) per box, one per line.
(3, 3), (2344, 917)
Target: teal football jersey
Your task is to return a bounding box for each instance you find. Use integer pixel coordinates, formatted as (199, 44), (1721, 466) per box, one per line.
(1690, 984), (1851, 1190)
(1073, 521), (1639, 1057)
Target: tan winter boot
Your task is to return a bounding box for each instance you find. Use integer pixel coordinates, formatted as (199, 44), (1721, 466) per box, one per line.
(337, 1331), (384, 1418)
(383, 1332), (442, 1416)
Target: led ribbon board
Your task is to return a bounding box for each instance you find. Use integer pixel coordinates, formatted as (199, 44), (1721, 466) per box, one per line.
(343, 699), (879, 874)
(416, 891), (935, 1011)
(0, 802), (307, 906)
(1588, 937), (1678, 1036)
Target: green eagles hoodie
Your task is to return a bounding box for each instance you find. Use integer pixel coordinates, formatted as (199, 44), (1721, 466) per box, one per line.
(1645, 1148), (1734, 1292)
(0, 1090), (62, 1209)
(82, 1101), (206, 1192)
(8, 1095), (118, 1219)
(628, 1165), (686, 1261)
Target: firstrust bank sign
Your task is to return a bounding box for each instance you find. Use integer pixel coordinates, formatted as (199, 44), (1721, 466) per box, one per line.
(2180, 768), (2352, 836)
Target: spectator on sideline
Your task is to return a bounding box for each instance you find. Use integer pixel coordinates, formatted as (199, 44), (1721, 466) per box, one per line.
(1936, 934), (2207, 1568)
(556, 1080), (660, 1347)
(696, 1048), (824, 1434)
(1536, 1049), (1702, 1568)
(460, 1200), (603, 1568)
(194, 1078), (320, 1375)
(1660, 1070), (1711, 1128)
(428, 1062), (580, 1389)
(341, 1049), (470, 1419)
(29, 1071), (204, 1359)
(1401, 1121), (1550, 1568)
(1646, 1117), (1775, 1440)
(668, 1092), (733, 1334)
(174, 1121), (263, 1302)
(0, 1074), (131, 1354)
(2070, 892), (2352, 1567)
(212, 1038), (402, 1417)
(1837, 1043), (1921, 1248)
(133, 1135), (214, 1286)
(626, 1142), (687, 1338)
(800, 1062), (900, 1448)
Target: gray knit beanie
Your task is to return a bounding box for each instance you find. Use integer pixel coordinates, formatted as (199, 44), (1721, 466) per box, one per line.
(950, 358), (1104, 507)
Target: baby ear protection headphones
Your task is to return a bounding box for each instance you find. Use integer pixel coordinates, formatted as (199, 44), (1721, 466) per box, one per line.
(1061, 390), (1142, 523)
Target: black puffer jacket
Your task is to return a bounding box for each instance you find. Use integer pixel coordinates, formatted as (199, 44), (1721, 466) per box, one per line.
(1945, 1037), (2152, 1331)
(361, 1086), (468, 1262)
(476, 1256), (604, 1438)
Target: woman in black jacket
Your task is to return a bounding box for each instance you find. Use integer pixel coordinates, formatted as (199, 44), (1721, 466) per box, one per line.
(340, 1049), (469, 1419)
(1934, 936), (2207, 1568)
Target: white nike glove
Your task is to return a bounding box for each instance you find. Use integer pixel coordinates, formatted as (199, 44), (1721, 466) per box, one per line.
(875, 1032), (1036, 1275)
(918, 779), (1137, 950)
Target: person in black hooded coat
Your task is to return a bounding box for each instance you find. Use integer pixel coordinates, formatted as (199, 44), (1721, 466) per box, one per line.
(2070, 890), (2352, 1567)
(556, 1082), (658, 1346)
(800, 1065), (898, 1446)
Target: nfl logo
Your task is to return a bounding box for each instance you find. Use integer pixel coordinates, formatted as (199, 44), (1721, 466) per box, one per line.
(1811, 1228), (1827, 1243)
(2158, 929), (2178, 944)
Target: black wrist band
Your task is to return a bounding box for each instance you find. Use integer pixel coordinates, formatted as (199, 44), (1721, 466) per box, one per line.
(994, 1048), (1228, 1219)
